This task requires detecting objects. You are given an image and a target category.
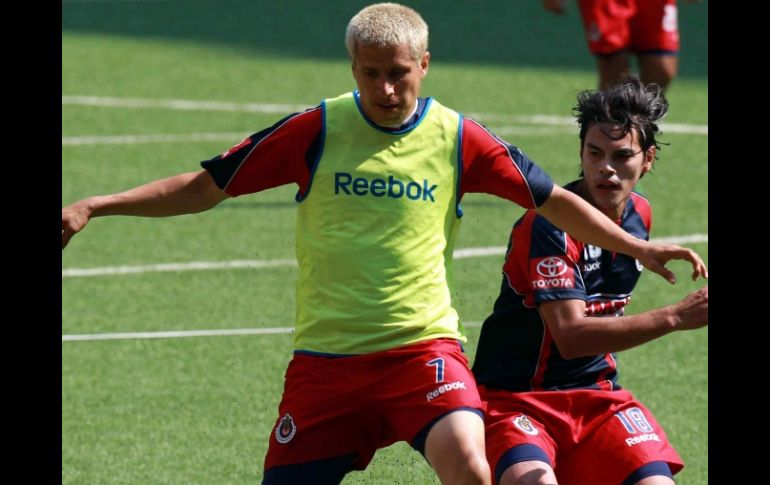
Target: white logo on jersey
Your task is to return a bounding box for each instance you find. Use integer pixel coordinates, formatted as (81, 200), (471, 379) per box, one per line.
(586, 245), (602, 259)
(536, 257), (568, 277)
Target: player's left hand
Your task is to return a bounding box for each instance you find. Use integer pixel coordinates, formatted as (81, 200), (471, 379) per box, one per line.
(637, 243), (708, 284)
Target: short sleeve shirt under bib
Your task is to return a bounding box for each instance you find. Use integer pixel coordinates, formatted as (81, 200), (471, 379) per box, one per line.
(201, 92), (554, 355)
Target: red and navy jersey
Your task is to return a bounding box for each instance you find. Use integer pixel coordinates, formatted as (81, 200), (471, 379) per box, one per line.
(200, 93), (553, 208)
(472, 180), (652, 392)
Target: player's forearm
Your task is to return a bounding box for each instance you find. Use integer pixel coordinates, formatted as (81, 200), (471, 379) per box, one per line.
(82, 171), (227, 218)
(536, 186), (646, 259)
(552, 307), (680, 359)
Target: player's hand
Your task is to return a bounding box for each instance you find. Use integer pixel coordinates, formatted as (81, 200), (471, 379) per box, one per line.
(674, 286), (708, 330)
(62, 200), (93, 250)
(637, 243), (708, 284)
(542, 0), (567, 14)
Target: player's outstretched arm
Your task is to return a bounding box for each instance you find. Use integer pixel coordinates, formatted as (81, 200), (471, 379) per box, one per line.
(535, 185), (707, 284)
(635, 242), (708, 284)
(540, 286), (709, 359)
(62, 170), (228, 249)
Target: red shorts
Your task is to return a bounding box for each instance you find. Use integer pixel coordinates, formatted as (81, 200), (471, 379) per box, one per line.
(263, 338), (483, 471)
(577, 0), (680, 55)
(480, 386), (684, 485)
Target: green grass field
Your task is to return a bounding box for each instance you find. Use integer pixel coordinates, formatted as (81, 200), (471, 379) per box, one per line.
(62, 1), (708, 483)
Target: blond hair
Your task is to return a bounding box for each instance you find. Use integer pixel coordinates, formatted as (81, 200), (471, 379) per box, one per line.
(345, 3), (428, 62)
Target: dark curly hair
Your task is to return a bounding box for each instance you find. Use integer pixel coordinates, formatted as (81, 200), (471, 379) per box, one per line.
(574, 76), (669, 157)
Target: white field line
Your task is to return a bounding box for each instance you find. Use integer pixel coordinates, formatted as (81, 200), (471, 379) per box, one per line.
(62, 322), (482, 342)
(62, 95), (308, 114)
(62, 234), (708, 278)
(63, 259), (298, 277)
(62, 132), (249, 146)
(62, 327), (294, 342)
(62, 236), (708, 342)
(62, 127), (580, 145)
(62, 95), (708, 138)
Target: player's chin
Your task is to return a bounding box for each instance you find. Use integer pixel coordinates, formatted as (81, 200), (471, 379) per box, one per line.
(374, 112), (404, 126)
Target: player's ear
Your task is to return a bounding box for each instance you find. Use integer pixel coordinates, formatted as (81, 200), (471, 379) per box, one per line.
(420, 51), (430, 76)
(641, 146), (655, 174)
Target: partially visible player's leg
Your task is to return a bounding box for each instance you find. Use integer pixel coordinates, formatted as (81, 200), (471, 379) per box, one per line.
(577, 0), (634, 89)
(379, 339), (488, 484)
(424, 409), (490, 485)
(596, 52), (631, 90)
(499, 460), (557, 485)
(479, 386), (559, 485)
(630, 0), (680, 91)
(557, 390), (683, 485)
(637, 54), (677, 91)
(261, 353), (379, 484)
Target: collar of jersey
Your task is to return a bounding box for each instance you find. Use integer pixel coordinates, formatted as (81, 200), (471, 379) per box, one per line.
(353, 90), (433, 135)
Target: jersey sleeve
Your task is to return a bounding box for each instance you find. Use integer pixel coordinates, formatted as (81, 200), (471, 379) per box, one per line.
(629, 191), (652, 237)
(200, 106), (323, 197)
(460, 117), (554, 208)
(505, 212), (587, 305)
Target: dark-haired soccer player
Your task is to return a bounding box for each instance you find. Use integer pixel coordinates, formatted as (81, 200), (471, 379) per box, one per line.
(472, 77), (708, 485)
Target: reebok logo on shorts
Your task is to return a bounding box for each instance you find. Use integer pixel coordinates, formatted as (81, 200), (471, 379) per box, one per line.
(426, 380), (467, 401)
(625, 433), (661, 447)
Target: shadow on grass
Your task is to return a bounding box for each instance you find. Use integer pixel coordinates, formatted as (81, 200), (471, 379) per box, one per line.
(62, 0), (707, 78)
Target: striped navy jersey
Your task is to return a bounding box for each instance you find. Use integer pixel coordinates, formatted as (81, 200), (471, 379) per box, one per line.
(472, 180), (652, 392)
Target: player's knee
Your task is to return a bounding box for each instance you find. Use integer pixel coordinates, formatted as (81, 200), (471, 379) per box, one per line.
(429, 443), (490, 485)
(639, 56), (678, 91)
(447, 458), (492, 485)
(452, 447), (491, 485)
(468, 453), (492, 485)
(499, 461), (556, 485)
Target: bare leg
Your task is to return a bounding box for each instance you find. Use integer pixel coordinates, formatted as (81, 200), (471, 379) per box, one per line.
(596, 52), (630, 90)
(637, 54), (678, 91)
(424, 410), (491, 485)
(499, 460), (557, 485)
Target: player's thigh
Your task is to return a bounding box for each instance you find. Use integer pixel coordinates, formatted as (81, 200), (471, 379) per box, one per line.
(637, 54), (677, 88)
(424, 410), (489, 484)
(386, 339), (485, 449)
(596, 53), (631, 90)
(557, 401), (683, 485)
(263, 355), (373, 473)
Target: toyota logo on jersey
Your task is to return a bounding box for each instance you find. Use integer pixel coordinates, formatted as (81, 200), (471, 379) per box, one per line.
(531, 256), (575, 290)
(536, 257), (569, 277)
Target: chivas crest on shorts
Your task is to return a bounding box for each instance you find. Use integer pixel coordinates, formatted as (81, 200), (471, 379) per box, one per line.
(275, 413), (297, 444)
(513, 414), (539, 436)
